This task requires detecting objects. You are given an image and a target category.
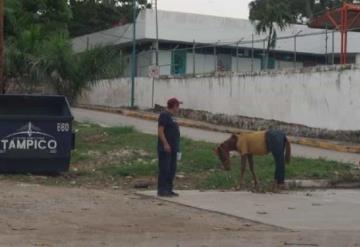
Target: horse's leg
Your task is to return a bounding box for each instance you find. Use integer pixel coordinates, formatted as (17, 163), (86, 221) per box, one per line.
(236, 155), (247, 190)
(248, 155), (259, 190)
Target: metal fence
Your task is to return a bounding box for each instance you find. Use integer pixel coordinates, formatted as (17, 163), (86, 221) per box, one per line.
(117, 27), (360, 78)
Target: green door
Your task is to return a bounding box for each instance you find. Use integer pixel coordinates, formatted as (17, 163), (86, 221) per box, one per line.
(171, 51), (187, 75)
(261, 56), (275, 69)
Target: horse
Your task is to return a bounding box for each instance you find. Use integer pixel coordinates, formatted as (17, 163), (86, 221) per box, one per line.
(213, 130), (291, 191)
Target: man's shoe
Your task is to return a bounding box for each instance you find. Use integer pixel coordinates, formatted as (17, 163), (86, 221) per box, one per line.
(157, 192), (172, 197)
(169, 191), (179, 197)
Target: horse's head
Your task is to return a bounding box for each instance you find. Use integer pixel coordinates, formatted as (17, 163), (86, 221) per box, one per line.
(213, 145), (231, 170)
(213, 134), (237, 171)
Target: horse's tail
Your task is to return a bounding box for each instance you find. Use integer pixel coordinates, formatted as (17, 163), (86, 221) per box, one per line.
(284, 137), (291, 164)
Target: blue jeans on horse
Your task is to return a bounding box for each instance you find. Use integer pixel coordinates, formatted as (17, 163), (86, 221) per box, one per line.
(157, 151), (177, 194)
(266, 130), (286, 185)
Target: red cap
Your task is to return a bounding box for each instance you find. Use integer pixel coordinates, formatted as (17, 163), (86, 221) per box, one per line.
(167, 97), (183, 109)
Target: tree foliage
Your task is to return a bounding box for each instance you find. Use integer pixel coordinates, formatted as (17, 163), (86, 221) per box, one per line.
(38, 34), (122, 102)
(249, 0), (293, 68)
(69, 0), (151, 37)
(5, 0), (71, 36)
(4, 0), (123, 102)
(250, 0), (357, 26)
(289, 0), (356, 24)
(248, 0), (357, 68)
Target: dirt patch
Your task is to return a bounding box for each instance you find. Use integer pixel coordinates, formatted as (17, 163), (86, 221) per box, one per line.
(83, 133), (108, 144)
(0, 181), (359, 246)
(75, 148), (152, 169)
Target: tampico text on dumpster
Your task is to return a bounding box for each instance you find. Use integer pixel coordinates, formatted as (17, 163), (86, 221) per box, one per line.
(0, 122), (58, 154)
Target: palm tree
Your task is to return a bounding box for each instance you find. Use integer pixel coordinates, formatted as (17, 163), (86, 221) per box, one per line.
(5, 0), (123, 103)
(249, 0), (293, 69)
(37, 34), (122, 104)
(6, 26), (122, 103)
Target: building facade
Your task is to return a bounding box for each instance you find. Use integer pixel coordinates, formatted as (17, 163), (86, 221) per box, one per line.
(72, 9), (360, 77)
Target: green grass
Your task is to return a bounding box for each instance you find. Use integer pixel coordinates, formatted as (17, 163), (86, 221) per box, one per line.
(200, 156), (358, 190)
(3, 122), (359, 190)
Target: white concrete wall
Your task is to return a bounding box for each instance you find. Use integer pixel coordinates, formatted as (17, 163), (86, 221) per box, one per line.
(78, 78), (153, 108)
(78, 66), (360, 131)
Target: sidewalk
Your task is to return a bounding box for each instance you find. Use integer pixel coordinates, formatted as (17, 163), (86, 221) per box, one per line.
(138, 190), (360, 231)
(77, 104), (360, 154)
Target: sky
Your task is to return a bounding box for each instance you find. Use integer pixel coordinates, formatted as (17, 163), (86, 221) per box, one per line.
(156, 0), (252, 19)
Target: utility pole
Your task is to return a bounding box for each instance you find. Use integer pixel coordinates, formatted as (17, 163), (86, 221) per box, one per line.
(251, 34), (254, 73)
(325, 25), (328, 65)
(236, 41), (239, 73)
(155, 0), (159, 66)
(151, 0), (159, 108)
(294, 31), (302, 68)
(0, 0), (4, 94)
(294, 35), (297, 68)
(192, 40), (196, 76)
(332, 30), (335, 65)
(213, 43), (217, 73)
(131, 0), (136, 107)
(236, 38), (244, 73)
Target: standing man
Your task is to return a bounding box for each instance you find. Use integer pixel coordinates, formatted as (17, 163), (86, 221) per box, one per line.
(157, 98), (182, 197)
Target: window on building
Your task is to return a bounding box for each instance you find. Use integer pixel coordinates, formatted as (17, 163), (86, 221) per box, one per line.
(171, 51), (187, 75)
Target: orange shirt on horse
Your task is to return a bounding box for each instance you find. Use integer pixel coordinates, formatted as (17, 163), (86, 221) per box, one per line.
(236, 131), (268, 156)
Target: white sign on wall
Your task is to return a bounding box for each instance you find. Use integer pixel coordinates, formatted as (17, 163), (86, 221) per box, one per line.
(148, 65), (160, 78)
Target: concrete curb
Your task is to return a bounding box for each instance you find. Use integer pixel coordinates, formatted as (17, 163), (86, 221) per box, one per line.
(76, 104), (360, 154)
(286, 179), (331, 188)
(286, 180), (360, 189)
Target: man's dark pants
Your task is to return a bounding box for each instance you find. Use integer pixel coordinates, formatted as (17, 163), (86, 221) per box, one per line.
(266, 130), (286, 185)
(157, 151), (177, 193)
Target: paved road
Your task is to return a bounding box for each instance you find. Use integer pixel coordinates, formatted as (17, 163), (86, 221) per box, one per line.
(73, 108), (360, 164)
